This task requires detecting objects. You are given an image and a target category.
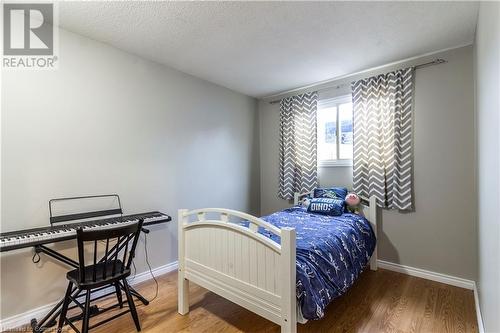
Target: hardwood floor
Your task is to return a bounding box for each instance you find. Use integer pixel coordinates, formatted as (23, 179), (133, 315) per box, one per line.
(12, 269), (477, 333)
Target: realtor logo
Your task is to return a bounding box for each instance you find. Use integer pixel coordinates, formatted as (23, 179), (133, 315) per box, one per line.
(2, 2), (58, 69)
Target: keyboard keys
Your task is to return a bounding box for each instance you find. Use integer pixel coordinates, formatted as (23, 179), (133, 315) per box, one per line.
(0, 212), (170, 251)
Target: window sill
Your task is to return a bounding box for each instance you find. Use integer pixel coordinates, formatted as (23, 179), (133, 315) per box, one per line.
(319, 160), (353, 168)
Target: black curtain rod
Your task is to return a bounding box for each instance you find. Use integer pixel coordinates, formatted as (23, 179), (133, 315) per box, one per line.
(268, 58), (447, 104)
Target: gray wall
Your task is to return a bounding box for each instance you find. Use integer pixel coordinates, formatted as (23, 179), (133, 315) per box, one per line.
(260, 45), (477, 280)
(0, 28), (259, 319)
(475, 2), (500, 332)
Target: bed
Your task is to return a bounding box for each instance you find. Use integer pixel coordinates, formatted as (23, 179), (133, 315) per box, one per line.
(177, 192), (378, 333)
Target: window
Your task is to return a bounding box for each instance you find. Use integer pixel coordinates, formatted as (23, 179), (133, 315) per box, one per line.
(317, 96), (353, 166)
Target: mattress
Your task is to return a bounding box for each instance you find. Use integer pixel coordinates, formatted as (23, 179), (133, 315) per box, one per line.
(259, 206), (376, 321)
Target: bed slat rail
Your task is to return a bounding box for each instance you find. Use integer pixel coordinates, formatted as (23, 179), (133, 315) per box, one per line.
(186, 208), (281, 236)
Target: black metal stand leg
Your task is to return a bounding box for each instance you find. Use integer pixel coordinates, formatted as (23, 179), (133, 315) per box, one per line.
(31, 286), (80, 333)
(122, 283), (149, 306)
(57, 282), (73, 333)
(35, 245), (79, 269)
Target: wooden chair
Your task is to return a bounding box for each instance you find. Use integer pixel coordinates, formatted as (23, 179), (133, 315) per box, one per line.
(57, 220), (144, 333)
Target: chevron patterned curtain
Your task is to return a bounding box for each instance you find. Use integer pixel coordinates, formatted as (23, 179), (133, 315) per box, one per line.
(351, 67), (414, 210)
(278, 91), (319, 200)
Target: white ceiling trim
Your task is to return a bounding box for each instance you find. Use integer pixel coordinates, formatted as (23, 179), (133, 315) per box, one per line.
(262, 42), (473, 102)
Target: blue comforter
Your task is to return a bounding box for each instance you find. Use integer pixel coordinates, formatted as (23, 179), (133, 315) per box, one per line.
(259, 206), (376, 320)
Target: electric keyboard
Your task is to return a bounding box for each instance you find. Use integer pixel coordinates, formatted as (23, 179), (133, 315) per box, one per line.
(0, 211), (171, 252)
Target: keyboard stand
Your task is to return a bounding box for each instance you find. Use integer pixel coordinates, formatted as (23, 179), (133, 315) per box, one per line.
(30, 229), (151, 333)
(31, 194), (153, 333)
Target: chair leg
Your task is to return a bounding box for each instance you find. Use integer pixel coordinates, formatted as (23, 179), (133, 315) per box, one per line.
(115, 282), (123, 308)
(123, 278), (141, 331)
(81, 289), (91, 333)
(57, 282), (73, 333)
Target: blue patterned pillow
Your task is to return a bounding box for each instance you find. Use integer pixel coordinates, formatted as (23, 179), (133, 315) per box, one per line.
(313, 187), (348, 200)
(307, 198), (345, 216)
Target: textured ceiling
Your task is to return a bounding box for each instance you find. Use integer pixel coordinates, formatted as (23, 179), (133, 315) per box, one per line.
(59, 1), (478, 98)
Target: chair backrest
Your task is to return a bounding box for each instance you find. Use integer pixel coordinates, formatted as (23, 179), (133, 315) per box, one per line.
(76, 219), (144, 283)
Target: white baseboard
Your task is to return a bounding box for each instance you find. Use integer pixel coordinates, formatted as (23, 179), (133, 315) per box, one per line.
(128, 260), (178, 285)
(377, 259), (475, 289)
(1, 259), (484, 332)
(473, 282), (485, 333)
(0, 261), (178, 330)
(378, 259), (484, 333)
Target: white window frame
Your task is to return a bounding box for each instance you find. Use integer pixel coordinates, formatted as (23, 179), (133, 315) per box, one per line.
(317, 95), (353, 168)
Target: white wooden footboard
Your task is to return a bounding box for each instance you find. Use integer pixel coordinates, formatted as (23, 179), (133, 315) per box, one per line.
(178, 208), (297, 333)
